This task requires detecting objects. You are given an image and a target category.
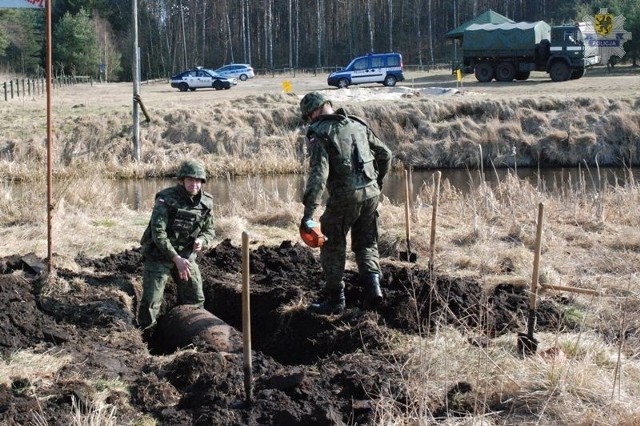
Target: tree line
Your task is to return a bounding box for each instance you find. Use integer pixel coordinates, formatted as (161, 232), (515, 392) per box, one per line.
(0, 0), (637, 81)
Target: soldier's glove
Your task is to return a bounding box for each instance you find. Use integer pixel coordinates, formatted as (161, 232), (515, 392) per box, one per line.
(300, 217), (317, 233)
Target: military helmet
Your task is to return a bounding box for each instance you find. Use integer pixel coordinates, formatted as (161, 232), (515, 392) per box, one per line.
(300, 92), (330, 122)
(177, 159), (207, 182)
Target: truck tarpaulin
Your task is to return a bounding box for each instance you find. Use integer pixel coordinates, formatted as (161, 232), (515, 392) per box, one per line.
(464, 21), (551, 52)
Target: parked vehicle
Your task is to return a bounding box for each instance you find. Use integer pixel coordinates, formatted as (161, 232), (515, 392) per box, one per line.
(462, 21), (593, 82)
(327, 52), (405, 88)
(213, 64), (255, 81)
(170, 68), (237, 91)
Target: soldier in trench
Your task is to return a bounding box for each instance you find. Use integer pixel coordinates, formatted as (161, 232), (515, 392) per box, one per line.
(299, 92), (392, 315)
(137, 159), (215, 334)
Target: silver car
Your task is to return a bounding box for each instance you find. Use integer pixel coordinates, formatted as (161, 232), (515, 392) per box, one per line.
(213, 64), (255, 81)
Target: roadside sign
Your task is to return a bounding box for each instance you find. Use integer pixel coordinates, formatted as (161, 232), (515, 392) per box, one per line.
(0, 0), (45, 8)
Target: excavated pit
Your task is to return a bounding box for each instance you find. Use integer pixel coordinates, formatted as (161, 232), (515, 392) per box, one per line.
(0, 240), (567, 424)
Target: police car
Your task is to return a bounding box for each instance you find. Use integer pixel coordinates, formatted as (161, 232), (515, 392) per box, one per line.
(328, 52), (405, 88)
(170, 67), (238, 92)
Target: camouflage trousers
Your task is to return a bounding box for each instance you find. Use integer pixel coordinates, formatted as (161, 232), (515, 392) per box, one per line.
(319, 195), (381, 292)
(137, 258), (205, 329)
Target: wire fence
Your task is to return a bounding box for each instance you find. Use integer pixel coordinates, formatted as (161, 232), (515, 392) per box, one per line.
(3, 63), (453, 101)
(1, 76), (94, 102)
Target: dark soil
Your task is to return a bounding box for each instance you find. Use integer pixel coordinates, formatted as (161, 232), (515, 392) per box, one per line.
(0, 240), (566, 425)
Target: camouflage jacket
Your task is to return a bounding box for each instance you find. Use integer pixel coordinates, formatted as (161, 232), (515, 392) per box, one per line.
(302, 108), (392, 218)
(140, 185), (215, 261)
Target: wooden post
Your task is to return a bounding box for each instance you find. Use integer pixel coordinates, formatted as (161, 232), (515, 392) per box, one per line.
(242, 231), (253, 404)
(10, 80), (13, 99)
(3, 82), (6, 102)
(429, 171), (441, 271)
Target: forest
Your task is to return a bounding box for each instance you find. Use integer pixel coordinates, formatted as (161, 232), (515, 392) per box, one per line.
(0, 0), (638, 82)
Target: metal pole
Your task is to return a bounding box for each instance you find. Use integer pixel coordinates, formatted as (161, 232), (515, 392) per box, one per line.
(241, 231), (253, 404)
(45, 0), (54, 275)
(132, 0), (141, 161)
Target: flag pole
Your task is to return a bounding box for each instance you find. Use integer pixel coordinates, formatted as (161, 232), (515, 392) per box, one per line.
(45, 0), (54, 275)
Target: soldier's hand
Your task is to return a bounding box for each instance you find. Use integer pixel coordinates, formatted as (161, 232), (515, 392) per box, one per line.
(193, 238), (203, 253)
(300, 217), (317, 233)
(172, 255), (192, 281)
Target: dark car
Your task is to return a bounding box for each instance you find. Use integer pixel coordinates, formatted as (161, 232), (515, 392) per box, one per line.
(170, 68), (238, 91)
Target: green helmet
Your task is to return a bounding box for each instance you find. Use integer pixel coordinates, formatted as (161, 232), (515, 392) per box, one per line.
(177, 159), (207, 182)
(300, 92), (330, 122)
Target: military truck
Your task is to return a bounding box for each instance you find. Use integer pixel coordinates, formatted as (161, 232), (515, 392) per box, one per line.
(462, 21), (591, 82)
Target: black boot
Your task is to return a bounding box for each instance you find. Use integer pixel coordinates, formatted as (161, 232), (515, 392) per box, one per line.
(364, 273), (383, 308)
(308, 289), (345, 315)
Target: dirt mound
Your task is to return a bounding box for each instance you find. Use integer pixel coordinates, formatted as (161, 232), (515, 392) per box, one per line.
(0, 240), (565, 424)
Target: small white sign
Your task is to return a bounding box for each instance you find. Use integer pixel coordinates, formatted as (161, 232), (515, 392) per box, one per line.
(0, 0), (45, 8)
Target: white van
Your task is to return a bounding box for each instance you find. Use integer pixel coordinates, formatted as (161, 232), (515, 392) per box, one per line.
(327, 52), (405, 88)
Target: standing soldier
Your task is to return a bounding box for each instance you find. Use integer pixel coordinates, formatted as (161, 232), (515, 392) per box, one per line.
(137, 159), (215, 333)
(299, 92), (392, 315)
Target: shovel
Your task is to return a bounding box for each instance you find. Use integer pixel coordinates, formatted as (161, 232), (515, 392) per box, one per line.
(517, 203), (544, 355)
(400, 169), (417, 262)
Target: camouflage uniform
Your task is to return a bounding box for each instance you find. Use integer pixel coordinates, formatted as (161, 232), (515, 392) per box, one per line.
(302, 103), (392, 312)
(138, 182), (215, 329)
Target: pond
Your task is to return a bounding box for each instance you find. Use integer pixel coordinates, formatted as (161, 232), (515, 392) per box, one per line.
(116, 166), (637, 210)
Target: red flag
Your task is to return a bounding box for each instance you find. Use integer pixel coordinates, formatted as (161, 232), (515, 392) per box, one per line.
(0, 0), (45, 8)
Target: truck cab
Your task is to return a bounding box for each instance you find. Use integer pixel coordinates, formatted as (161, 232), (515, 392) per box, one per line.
(547, 25), (590, 81)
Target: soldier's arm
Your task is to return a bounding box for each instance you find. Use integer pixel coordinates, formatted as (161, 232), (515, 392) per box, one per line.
(368, 128), (392, 181)
(149, 201), (179, 260)
(302, 134), (329, 219)
(197, 211), (215, 249)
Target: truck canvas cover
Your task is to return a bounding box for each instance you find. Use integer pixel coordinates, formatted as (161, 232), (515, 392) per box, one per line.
(463, 21), (551, 52)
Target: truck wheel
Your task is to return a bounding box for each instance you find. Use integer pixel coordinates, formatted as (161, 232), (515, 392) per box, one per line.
(474, 63), (494, 82)
(383, 75), (397, 87)
(515, 71), (530, 81)
(549, 62), (571, 82)
(496, 62), (516, 82)
(570, 68), (586, 80)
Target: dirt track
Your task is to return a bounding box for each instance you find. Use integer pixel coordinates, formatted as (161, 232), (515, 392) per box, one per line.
(52, 66), (640, 111)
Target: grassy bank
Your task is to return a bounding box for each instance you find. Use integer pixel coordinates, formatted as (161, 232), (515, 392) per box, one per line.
(1, 77), (639, 181)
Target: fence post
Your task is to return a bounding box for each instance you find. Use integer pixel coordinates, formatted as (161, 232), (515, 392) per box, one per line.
(3, 82), (6, 101)
(15, 79), (19, 97)
(27, 79), (31, 97)
(21, 79), (25, 98)
(10, 80), (13, 99)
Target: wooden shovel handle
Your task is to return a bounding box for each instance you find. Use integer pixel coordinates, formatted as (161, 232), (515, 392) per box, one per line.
(529, 203), (544, 311)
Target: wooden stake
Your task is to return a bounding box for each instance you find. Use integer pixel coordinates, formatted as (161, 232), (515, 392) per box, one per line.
(241, 231), (252, 404)
(540, 283), (603, 296)
(429, 171), (441, 270)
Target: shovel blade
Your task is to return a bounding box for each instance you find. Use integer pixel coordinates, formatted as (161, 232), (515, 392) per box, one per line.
(400, 251), (417, 262)
(517, 332), (539, 356)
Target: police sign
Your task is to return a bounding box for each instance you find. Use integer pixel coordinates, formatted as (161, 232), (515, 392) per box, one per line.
(581, 8), (633, 65)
